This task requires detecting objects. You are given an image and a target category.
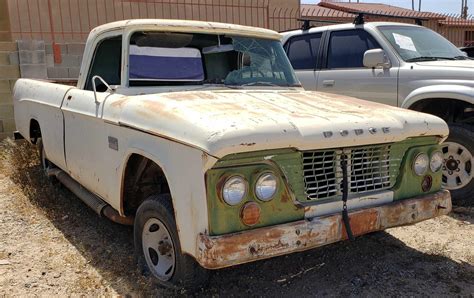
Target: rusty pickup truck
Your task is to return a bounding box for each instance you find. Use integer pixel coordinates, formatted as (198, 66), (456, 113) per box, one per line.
(13, 19), (451, 289)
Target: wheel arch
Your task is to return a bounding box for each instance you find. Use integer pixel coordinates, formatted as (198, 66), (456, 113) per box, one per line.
(28, 118), (41, 144)
(118, 142), (212, 257)
(405, 96), (473, 125)
(120, 150), (174, 217)
(402, 85), (474, 111)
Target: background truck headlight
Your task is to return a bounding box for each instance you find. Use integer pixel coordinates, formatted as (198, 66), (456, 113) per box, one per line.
(255, 172), (277, 201)
(430, 151), (443, 172)
(413, 153), (429, 176)
(222, 176), (247, 205)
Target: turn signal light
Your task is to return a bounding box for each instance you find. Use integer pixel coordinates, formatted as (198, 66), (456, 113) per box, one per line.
(240, 202), (261, 226)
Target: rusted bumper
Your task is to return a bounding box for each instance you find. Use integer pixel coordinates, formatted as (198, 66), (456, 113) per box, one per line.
(196, 190), (451, 269)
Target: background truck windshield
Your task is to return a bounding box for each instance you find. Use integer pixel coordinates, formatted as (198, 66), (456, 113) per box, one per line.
(378, 25), (468, 62)
(129, 32), (300, 87)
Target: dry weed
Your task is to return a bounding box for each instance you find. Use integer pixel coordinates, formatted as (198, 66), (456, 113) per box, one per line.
(0, 138), (65, 218)
(0, 138), (39, 177)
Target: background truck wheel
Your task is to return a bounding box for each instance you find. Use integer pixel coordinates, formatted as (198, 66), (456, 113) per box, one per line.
(134, 194), (209, 290)
(442, 124), (473, 206)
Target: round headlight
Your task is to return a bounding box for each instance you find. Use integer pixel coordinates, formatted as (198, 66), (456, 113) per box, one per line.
(222, 176), (247, 205)
(413, 153), (429, 176)
(430, 151), (444, 172)
(255, 172), (277, 201)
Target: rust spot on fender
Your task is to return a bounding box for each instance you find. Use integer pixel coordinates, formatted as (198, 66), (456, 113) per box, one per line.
(280, 192), (290, 203)
(163, 91), (219, 101)
(215, 173), (231, 202)
(110, 96), (128, 108)
(240, 142), (256, 147)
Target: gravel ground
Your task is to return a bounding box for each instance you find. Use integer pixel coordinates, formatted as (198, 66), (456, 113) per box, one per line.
(0, 140), (473, 296)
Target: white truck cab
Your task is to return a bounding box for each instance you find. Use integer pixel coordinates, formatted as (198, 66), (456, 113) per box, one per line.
(282, 22), (474, 204)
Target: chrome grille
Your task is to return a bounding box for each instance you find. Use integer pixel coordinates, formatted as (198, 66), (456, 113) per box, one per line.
(302, 144), (400, 201)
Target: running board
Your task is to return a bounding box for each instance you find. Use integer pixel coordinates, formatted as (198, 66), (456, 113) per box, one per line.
(47, 168), (134, 225)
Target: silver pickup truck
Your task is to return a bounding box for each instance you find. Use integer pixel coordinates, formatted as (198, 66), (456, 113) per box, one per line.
(13, 19), (451, 289)
(282, 22), (474, 204)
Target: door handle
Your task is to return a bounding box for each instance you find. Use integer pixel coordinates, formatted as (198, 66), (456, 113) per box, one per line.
(323, 80), (335, 87)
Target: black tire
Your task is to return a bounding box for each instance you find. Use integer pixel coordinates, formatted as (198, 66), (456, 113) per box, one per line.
(443, 123), (474, 206)
(134, 194), (209, 291)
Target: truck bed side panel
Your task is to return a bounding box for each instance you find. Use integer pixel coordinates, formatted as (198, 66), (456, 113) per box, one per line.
(13, 79), (74, 170)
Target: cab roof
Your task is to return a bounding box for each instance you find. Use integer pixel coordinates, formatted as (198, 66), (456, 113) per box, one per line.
(89, 19), (282, 40)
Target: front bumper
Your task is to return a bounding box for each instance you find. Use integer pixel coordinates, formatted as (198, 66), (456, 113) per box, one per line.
(196, 190), (451, 269)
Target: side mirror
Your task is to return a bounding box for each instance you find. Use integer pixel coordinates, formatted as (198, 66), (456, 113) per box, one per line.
(363, 49), (391, 69)
(91, 75), (114, 103)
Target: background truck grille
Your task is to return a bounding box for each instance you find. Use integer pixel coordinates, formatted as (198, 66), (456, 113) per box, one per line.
(302, 144), (401, 201)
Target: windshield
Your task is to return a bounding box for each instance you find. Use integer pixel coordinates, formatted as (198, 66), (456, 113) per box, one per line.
(378, 25), (468, 61)
(129, 32), (300, 87)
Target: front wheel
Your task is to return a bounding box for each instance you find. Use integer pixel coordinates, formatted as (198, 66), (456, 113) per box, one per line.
(442, 124), (473, 206)
(134, 194), (209, 290)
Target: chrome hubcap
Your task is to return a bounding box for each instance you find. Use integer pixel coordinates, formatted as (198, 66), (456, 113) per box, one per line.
(442, 142), (473, 190)
(142, 218), (175, 281)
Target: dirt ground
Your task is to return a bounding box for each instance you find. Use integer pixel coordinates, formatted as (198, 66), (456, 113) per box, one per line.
(0, 139), (473, 296)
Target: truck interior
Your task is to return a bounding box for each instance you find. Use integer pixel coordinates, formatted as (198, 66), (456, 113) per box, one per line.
(86, 31), (300, 92)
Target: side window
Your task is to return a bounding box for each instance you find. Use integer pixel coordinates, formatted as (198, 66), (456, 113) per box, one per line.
(286, 33), (322, 70)
(85, 36), (122, 91)
(327, 30), (380, 69)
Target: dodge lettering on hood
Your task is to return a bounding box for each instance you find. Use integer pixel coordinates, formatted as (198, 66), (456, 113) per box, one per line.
(13, 19), (451, 289)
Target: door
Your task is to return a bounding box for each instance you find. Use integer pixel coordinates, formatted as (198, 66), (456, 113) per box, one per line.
(285, 32), (323, 90)
(316, 29), (398, 106)
(61, 35), (122, 202)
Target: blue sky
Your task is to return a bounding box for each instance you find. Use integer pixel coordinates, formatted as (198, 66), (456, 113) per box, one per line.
(300, 0), (473, 15)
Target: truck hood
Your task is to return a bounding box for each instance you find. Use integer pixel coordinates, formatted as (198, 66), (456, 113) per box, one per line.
(416, 59), (474, 69)
(111, 90), (448, 158)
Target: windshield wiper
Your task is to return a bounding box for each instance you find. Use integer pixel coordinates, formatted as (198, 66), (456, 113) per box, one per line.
(406, 56), (456, 62)
(240, 81), (283, 87)
(224, 82), (298, 88)
(453, 55), (473, 60)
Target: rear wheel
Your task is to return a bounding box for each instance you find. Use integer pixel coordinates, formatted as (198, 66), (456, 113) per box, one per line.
(442, 124), (473, 206)
(134, 194), (209, 290)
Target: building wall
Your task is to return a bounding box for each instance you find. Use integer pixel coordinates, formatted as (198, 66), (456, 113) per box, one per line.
(0, 0), (12, 41)
(466, 29), (474, 46)
(7, 0), (299, 43)
(0, 0), (20, 140)
(0, 41), (19, 140)
(438, 26), (474, 47)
